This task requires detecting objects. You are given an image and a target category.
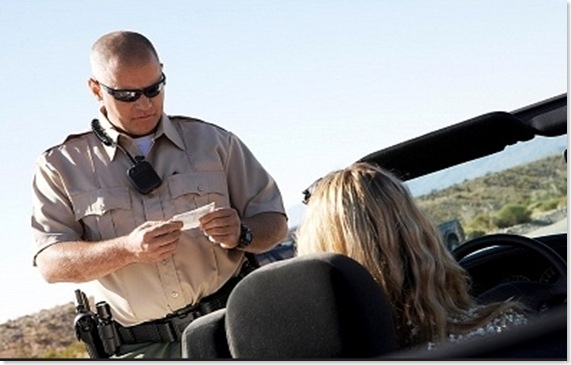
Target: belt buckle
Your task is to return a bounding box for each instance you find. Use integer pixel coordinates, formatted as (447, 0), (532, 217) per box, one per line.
(168, 305), (202, 340)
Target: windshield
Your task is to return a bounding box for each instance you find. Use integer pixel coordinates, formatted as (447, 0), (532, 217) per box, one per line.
(408, 134), (567, 250)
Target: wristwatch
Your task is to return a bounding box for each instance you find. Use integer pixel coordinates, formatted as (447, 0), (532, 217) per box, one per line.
(236, 223), (253, 250)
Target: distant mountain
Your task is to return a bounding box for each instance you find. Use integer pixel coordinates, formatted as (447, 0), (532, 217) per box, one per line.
(0, 302), (86, 359)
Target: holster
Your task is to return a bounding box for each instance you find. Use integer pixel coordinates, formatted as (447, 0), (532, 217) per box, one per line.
(74, 255), (258, 358)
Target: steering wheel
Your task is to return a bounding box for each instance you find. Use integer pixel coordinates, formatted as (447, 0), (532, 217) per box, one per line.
(452, 233), (567, 312)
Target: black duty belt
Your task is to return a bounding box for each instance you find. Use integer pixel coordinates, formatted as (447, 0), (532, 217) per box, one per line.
(116, 255), (258, 344)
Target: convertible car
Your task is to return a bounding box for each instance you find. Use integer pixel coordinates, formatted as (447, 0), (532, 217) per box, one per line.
(182, 93), (567, 359)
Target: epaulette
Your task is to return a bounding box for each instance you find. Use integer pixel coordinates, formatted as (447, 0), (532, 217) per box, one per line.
(62, 130), (92, 143)
(168, 115), (229, 132)
(42, 130), (92, 154)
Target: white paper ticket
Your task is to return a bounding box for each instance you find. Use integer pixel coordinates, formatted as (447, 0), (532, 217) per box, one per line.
(172, 202), (215, 230)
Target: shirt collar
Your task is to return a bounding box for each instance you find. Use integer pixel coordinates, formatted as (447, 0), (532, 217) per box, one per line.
(154, 114), (186, 151)
(95, 110), (186, 161)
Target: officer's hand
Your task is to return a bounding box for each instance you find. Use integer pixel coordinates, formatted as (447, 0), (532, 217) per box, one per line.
(126, 220), (183, 263)
(199, 208), (241, 249)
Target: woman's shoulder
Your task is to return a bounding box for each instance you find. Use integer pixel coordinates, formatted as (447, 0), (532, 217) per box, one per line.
(428, 308), (529, 350)
(454, 308), (528, 340)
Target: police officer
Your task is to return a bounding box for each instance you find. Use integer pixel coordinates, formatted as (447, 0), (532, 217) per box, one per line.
(31, 30), (288, 358)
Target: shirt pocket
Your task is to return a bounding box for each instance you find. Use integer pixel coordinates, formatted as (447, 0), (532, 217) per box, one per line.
(167, 171), (229, 216)
(70, 187), (133, 241)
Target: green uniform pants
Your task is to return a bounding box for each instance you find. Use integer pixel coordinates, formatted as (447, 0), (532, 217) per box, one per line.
(113, 342), (182, 359)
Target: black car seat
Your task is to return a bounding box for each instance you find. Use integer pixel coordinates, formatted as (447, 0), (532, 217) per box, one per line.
(182, 252), (398, 359)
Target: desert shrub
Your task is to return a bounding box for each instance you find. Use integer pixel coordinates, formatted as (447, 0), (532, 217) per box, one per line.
(536, 197), (560, 212)
(466, 214), (495, 232)
(465, 230), (486, 240)
(493, 204), (531, 228)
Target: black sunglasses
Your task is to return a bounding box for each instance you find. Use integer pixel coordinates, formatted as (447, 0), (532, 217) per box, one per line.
(97, 73), (166, 102)
(302, 178), (322, 205)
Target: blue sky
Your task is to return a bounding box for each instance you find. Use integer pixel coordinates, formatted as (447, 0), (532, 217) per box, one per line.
(0, 1), (566, 323)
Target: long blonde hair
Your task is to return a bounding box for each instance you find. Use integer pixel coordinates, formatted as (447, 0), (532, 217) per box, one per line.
(296, 162), (519, 348)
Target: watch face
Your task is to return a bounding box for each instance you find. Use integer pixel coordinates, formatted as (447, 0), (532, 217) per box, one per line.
(239, 224), (253, 248)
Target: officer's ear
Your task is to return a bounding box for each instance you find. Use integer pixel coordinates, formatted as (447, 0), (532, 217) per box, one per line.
(88, 78), (103, 102)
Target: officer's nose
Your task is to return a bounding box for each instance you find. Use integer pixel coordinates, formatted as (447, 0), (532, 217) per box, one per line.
(134, 95), (153, 110)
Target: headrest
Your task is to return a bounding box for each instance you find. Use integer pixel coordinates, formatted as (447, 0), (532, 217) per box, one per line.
(181, 309), (230, 359)
(224, 252), (398, 359)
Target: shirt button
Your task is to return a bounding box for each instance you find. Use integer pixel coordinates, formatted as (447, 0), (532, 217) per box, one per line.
(162, 259), (168, 265)
(197, 185), (203, 192)
(171, 291), (179, 298)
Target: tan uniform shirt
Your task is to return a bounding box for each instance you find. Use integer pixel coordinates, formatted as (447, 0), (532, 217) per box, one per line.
(31, 113), (286, 326)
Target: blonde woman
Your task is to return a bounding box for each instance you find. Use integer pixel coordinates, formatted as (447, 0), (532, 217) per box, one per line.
(296, 162), (528, 350)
